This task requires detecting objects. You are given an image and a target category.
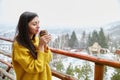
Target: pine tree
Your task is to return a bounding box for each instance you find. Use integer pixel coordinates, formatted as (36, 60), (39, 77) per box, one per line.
(79, 31), (87, 48)
(66, 63), (74, 76)
(111, 68), (120, 80)
(80, 62), (92, 80)
(69, 31), (79, 48)
(56, 61), (64, 72)
(74, 66), (81, 79)
(92, 30), (99, 43)
(53, 33), (70, 49)
(63, 33), (70, 49)
(87, 30), (99, 47)
(87, 33), (92, 47)
(87, 28), (108, 48)
(98, 28), (108, 48)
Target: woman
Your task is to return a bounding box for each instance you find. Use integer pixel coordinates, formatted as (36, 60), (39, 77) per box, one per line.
(12, 11), (52, 80)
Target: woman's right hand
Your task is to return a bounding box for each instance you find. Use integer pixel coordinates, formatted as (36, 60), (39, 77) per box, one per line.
(38, 34), (51, 51)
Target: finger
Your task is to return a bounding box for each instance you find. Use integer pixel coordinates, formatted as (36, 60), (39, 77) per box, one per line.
(40, 37), (46, 44)
(44, 35), (51, 40)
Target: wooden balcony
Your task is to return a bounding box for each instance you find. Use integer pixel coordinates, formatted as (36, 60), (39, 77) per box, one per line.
(0, 37), (120, 80)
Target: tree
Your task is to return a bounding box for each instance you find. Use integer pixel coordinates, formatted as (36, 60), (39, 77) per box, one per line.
(74, 62), (92, 80)
(103, 66), (108, 80)
(62, 33), (70, 49)
(66, 63), (74, 76)
(80, 62), (92, 80)
(74, 65), (81, 79)
(92, 30), (99, 43)
(69, 31), (79, 48)
(53, 33), (70, 49)
(53, 36), (61, 48)
(87, 33), (93, 47)
(111, 68), (120, 80)
(87, 30), (99, 47)
(56, 61), (64, 72)
(79, 31), (87, 48)
(98, 28), (108, 48)
(87, 28), (108, 49)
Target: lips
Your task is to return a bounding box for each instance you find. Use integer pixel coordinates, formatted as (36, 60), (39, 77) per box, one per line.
(36, 29), (39, 33)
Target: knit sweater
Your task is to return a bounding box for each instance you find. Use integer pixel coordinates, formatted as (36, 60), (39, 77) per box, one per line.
(12, 37), (52, 80)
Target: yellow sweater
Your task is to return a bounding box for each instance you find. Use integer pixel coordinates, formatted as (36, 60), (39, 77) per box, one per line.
(12, 37), (52, 80)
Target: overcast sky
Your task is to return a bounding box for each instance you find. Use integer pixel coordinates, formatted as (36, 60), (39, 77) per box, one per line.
(0, 0), (120, 27)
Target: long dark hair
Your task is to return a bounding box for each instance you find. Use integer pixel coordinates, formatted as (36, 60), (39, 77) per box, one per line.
(15, 11), (38, 59)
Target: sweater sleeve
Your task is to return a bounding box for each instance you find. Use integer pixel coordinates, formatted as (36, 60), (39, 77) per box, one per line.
(37, 49), (52, 63)
(12, 41), (49, 73)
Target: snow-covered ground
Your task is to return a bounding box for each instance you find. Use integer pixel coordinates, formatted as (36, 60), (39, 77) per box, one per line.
(52, 76), (61, 80)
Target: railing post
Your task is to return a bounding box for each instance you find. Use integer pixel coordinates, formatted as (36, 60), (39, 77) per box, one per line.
(94, 63), (104, 80)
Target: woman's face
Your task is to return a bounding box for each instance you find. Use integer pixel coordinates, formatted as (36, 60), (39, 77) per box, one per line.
(28, 16), (40, 36)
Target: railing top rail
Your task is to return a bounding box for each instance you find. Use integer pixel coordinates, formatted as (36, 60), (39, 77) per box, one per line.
(50, 48), (120, 68)
(0, 37), (13, 42)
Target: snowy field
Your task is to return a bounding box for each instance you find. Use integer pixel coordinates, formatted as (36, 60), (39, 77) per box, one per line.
(52, 76), (61, 80)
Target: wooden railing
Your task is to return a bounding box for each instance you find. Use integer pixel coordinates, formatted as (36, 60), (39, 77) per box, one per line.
(0, 37), (120, 80)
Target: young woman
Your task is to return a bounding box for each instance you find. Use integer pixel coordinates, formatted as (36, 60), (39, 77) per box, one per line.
(12, 11), (52, 80)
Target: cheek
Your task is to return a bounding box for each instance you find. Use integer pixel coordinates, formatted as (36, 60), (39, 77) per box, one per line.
(28, 25), (35, 34)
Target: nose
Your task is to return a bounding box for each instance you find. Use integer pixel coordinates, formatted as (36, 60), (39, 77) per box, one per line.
(36, 21), (40, 29)
(37, 24), (39, 27)
(37, 23), (40, 28)
(37, 26), (40, 30)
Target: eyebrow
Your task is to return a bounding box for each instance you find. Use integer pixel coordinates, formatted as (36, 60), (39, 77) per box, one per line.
(32, 20), (39, 24)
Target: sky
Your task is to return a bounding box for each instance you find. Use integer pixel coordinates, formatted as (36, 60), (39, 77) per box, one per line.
(0, 0), (120, 28)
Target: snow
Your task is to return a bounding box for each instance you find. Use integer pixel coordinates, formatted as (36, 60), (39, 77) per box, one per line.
(52, 76), (61, 80)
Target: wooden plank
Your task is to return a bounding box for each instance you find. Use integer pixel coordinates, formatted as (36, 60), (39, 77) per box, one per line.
(0, 50), (12, 58)
(94, 63), (104, 80)
(51, 69), (77, 80)
(0, 68), (15, 80)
